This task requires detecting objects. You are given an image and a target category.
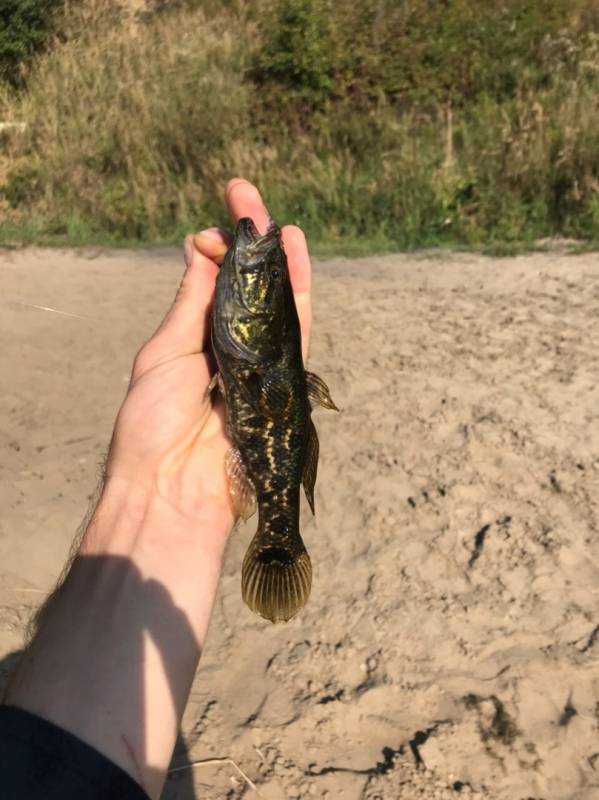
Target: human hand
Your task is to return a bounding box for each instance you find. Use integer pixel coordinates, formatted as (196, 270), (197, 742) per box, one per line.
(5, 180), (314, 800)
(104, 179), (313, 538)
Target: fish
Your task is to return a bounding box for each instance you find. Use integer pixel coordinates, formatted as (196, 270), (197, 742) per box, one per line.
(211, 217), (337, 623)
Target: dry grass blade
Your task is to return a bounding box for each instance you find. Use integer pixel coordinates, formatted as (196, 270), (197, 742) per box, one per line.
(19, 303), (88, 320)
(168, 756), (263, 797)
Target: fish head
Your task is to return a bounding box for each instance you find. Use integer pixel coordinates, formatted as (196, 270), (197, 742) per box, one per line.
(214, 216), (297, 362)
(231, 218), (288, 319)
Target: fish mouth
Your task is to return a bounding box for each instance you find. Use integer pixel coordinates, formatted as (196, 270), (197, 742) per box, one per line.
(236, 217), (281, 258)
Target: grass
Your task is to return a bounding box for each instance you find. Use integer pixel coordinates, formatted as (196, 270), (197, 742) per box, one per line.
(1, 0), (599, 252)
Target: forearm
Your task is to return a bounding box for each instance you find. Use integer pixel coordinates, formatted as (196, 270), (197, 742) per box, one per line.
(5, 476), (232, 799)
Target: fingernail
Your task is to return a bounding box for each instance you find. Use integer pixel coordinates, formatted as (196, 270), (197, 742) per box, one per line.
(196, 227), (224, 241)
(183, 236), (193, 268)
(226, 177), (250, 196)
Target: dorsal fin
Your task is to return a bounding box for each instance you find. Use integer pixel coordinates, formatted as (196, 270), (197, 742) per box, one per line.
(302, 419), (319, 514)
(306, 371), (338, 411)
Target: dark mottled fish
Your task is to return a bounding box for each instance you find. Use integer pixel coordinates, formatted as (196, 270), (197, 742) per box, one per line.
(211, 218), (337, 623)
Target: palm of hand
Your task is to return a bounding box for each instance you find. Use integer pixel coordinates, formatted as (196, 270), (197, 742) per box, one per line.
(104, 180), (311, 535)
(109, 352), (231, 521)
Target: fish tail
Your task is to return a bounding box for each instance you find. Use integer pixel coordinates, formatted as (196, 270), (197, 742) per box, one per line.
(241, 529), (312, 623)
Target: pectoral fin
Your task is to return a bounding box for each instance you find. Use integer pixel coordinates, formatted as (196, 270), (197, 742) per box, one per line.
(225, 447), (257, 521)
(306, 371), (338, 411)
(260, 373), (291, 416)
(237, 370), (262, 410)
(302, 420), (319, 514)
(237, 370), (290, 418)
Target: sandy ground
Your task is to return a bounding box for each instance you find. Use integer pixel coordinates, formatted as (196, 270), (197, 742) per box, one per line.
(1, 246), (599, 800)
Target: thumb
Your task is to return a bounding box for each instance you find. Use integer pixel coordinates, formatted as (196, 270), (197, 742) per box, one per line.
(132, 235), (219, 378)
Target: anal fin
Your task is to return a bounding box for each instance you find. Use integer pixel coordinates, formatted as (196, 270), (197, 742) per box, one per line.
(225, 447), (257, 521)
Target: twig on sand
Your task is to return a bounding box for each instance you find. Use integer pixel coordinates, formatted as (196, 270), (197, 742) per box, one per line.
(168, 756), (263, 797)
(17, 302), (88, 321)
(2, 298), (89, 321)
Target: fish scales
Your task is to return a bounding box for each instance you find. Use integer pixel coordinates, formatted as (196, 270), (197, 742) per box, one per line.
(211, 217), (337, 623)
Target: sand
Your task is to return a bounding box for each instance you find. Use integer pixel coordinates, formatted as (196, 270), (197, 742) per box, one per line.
(1, 246), (599, 800)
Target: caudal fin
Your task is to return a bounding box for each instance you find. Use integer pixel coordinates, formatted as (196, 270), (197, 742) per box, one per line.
(241, 533), (312, 623)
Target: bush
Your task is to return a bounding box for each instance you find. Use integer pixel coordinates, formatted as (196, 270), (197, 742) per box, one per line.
(0, 0), (63, 86)
(1, 162), (40, 205)
(254, 0), (334, 103)
(1, 0), (599, 247)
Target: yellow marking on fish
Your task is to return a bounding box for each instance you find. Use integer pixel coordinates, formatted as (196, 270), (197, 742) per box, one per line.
(266, 444), (276, 472)
(263, 420), (277, 472)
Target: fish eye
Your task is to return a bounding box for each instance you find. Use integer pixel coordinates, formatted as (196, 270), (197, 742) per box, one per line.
(269, 263), (285, 281)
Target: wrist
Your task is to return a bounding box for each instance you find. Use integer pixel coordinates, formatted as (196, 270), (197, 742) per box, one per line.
(82, 473), (234, 561)
(79, 473), (235, 644)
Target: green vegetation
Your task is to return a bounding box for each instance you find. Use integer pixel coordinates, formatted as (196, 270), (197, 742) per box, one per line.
(0, 0), (63, 86)
(1, 0), (598, 250)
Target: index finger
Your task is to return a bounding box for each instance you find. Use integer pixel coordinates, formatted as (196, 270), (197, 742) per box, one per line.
(282, 225), (312, 362)
(226, 178), (271, 234)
